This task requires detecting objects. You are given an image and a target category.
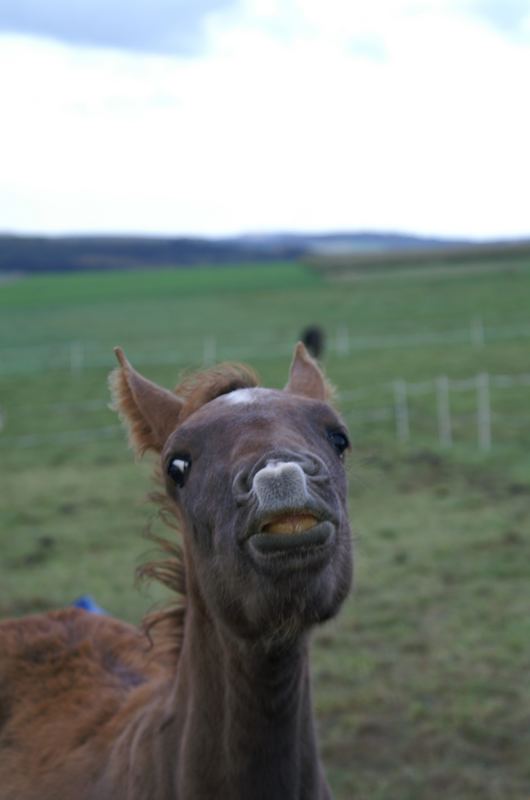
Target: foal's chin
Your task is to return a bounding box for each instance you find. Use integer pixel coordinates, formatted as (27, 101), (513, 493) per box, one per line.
(247, 565), (351, 644)
(212, 523), (353, 643)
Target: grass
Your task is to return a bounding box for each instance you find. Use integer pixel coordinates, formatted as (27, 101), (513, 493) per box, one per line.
(322, 454), (530, 799)
(307, 239), (530, 277)
(1, 257), (530, 798)
(0, 261), (314, 310)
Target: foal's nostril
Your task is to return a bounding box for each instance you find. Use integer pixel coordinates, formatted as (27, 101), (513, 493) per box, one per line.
(252, 461), (310, 511)
(233, 468), (254, 505)
(233, 469), (249, 494)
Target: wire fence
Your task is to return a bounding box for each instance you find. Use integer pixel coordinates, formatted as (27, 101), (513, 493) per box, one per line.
(2, 316), (530, 375)
(1, 371), (529, 453)
(340, 372), (530, 452)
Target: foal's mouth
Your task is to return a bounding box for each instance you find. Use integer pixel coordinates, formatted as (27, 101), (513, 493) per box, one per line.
(262, 512), (319, 535)
(248, 509), (335, 558)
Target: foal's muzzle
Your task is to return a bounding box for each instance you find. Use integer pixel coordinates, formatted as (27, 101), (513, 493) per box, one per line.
(252, 460), (310, 512)
(240, 458), (337, 561)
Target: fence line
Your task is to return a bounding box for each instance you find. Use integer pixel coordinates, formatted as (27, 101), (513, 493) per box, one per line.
(7, 372), (530, 417)
(2, 371), (530, 452)
(3, 318), (530, 375)
(2, 411), (530, 450)
(393, 380), (410, 443)
(436, 376), (452, 448)
(470, 316), (485, 347)
(476, 374), (491, 452)
(0, 425), (122, 448)
(202, 336), (217, 366)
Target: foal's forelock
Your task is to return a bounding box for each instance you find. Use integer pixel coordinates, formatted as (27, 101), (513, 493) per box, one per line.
(173, 362), (260, 422)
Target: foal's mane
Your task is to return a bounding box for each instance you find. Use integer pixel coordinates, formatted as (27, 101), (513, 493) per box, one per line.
(136, 362), (260, 662)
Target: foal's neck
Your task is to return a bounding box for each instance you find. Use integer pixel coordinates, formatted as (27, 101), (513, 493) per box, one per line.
(173, 602), (329, 800)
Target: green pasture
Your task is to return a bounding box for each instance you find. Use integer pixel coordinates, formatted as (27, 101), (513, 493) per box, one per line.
(1, 258), (530, 798)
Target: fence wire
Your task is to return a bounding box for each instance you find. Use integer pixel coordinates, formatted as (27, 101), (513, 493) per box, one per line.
(2, 371), (529, 452)
(2, 317), (530, 376)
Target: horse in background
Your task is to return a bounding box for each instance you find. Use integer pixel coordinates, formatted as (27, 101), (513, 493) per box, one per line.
(301, 325), (326, 360)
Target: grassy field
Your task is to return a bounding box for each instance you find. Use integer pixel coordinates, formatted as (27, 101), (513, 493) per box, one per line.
(1, 258), (530, 798)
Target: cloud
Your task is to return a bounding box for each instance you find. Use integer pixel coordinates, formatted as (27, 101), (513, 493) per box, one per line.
(471, 0), (530, 38)
(0, 0), (238, 55)
(1, 1), (530, 239)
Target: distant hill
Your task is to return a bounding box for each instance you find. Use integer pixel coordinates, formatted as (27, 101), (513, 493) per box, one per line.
(236, 231), (463, 254)
(0, 231), (515, 275)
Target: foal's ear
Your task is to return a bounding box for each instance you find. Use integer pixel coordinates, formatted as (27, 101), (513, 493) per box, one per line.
(285, 342), (330, 402)
(109, 347), (183, 455)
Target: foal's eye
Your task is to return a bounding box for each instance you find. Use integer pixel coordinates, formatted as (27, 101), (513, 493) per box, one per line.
(167, 456), (192, 487)
(327, 430), (350, 458)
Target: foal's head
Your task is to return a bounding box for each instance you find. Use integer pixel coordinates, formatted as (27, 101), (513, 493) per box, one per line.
(111, 343), (353, 642)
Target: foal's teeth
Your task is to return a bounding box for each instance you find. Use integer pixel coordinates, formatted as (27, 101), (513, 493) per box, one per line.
(263, 514), (319, 535)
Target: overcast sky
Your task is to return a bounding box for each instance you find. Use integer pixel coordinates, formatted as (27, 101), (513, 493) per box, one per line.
(0, 0), (529, 239)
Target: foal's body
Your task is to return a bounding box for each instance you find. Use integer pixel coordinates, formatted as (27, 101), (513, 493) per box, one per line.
(1, 609), (327, 800)
(0, 344), (352, 799)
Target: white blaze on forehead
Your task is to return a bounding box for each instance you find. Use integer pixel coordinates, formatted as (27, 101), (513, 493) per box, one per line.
(219, 388), (276, 406)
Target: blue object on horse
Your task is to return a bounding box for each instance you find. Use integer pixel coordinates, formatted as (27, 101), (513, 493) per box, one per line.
(72, 595), (107, 614)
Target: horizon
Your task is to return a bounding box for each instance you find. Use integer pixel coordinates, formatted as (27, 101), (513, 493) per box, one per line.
(1, 228), (529, 244)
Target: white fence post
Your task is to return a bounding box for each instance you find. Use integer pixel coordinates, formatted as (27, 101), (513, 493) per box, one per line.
(335, 325), (350, 356)
(69, 342), (84, 375)
(393, 379), (410, 443)
(471, 317), (485, 347)
(436, 375), (452, 447)
(476, 373), (492, 452)
(203, 336), (217, 366)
